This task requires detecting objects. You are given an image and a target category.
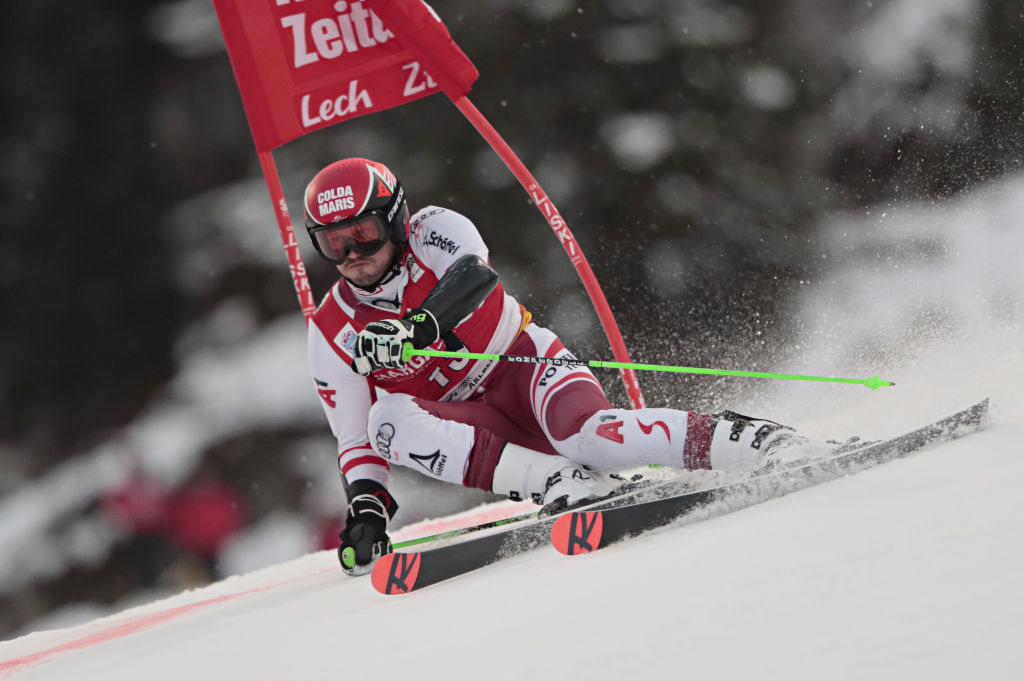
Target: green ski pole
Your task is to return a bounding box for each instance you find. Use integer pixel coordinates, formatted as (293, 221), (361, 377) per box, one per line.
(402, 345), (894, 391)
(340, 510), (540, 569)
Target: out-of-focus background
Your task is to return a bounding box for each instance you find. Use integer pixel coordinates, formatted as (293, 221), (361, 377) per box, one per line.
(1, 0), (1021, 639)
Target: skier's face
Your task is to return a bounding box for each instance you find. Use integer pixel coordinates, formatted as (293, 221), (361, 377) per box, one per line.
(337, 240), (396, 288)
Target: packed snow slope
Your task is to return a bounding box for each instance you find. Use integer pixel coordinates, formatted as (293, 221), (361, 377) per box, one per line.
(3, 176), (1023, 679)
(0, 418), (1019, 680)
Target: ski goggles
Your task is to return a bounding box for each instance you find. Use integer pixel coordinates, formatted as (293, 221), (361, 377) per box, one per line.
(308, 210), (390, 263)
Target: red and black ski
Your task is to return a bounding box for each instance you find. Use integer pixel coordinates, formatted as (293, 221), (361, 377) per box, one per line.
(371, 520), (551, 594)
(551, 399), (989, 555)
(370, 476), (686, 594)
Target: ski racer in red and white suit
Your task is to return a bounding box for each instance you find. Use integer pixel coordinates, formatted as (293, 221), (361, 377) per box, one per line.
(304, 158), (798, 574)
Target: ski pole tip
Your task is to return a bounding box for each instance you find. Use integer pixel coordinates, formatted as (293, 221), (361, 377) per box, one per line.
(864, 375), (895, 390)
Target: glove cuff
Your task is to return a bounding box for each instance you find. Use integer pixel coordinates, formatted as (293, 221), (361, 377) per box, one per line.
(346, 479), (399, 524)
(403, 307), (441, 349)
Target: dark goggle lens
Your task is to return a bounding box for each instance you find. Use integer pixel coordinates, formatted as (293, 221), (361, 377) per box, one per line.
(312, 213), (389, 262)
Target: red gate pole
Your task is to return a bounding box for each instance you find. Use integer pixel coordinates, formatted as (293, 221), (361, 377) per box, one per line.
(452, 97), (646, 409)
(256, 150), (317, 323)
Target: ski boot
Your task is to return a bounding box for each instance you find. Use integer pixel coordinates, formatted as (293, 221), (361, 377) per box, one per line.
(490, 443), (617, 513)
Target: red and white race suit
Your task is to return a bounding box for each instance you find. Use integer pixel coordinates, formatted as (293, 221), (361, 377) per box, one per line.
(308, 207), (729, 493)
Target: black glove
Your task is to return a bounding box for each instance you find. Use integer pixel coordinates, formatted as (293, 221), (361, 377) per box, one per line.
(338, 480), (399, 575)
(351, 308), (440, 376)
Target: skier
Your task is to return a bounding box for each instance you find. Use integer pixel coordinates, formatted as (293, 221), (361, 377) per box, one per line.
(305, 158), (804, 574)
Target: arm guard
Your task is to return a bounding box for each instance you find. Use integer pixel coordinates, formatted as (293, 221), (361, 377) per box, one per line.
(405, 254), (499, 346)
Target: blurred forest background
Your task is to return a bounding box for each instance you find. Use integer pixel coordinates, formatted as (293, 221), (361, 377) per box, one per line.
(1, 0), (1022, 638)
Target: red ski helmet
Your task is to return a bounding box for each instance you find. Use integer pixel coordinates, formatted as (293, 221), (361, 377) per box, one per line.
(303, 158), (409, 263)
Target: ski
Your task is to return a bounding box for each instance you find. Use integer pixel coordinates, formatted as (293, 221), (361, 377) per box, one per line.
(392, 510), (541, 550)
(370, 475), (690, 595)
(551, 399), (989, 555)
(371, 518), (551, 595)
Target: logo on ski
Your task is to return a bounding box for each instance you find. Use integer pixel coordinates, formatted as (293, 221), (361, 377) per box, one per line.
(372, 552), (422, 594)
(551, 511), (604, 555)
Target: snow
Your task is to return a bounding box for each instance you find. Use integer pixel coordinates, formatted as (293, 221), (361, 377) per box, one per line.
(2, 169), (1023, 677)
(851, 0), (978, 79)
(145, 0), (224, 59)
(1, 420), (1020, 680)
(831, 0), (980, 140)
(0, 316), (319, 596)
(760, 171), (1024, 438)
(600, 112), (675, 171)
(596, 24), (667, 64)
(4, 0), (1023, 664)
(741, 64), (797, 111)
(667, 3), (753, 48)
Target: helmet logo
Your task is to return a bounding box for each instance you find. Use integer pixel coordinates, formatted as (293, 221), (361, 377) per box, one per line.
(376, 179), (391, 198)
(317, 185), (355, 218)
(387, 186), (405, 222)
(369, 163), (397, 190)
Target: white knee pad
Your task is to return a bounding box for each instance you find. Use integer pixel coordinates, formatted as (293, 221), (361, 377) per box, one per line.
(366, 393), (474, 486)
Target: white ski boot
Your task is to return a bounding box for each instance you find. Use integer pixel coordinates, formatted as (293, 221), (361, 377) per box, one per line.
(710, 410), (859, 471)
(708, 410), (817, 471)
(490, 443), (616, 511)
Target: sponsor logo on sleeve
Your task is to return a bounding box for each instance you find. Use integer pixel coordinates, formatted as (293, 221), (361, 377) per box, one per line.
(314, 378), (337, 408)
(335, 323), (358, 355)
(411, 208), (444, 230)
(404, 253), (424, 283)
(424, 230), (460, 255)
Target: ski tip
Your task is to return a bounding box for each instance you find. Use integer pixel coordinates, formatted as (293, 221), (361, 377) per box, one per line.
(551, 511), (604, 556)
(371, 552), (422, 595)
